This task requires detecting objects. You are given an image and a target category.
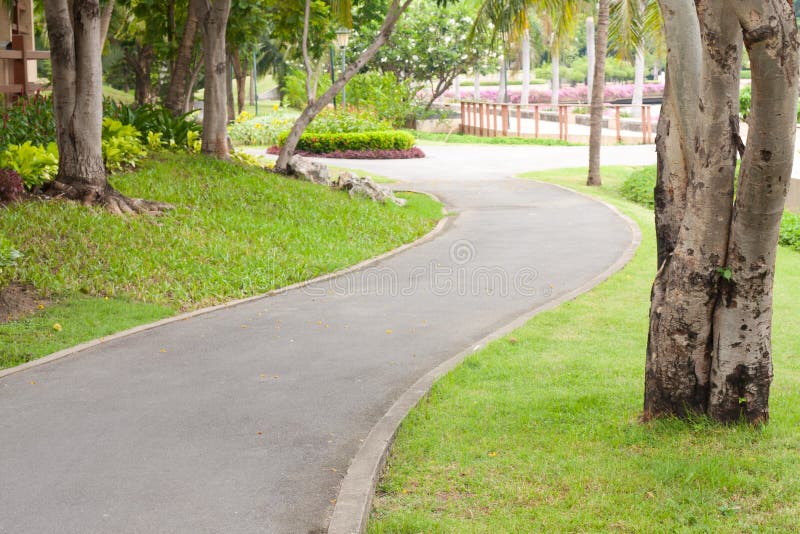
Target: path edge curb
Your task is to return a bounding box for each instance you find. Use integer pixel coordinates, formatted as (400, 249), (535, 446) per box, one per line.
(327, 185), (642, 534)
(0, 194), (451, 381)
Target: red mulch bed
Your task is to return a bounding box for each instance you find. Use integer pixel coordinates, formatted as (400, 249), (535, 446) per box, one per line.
(266, 146), (425, 159)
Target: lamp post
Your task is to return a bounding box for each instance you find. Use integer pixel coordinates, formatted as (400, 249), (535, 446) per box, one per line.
(335, 28), (352, 109)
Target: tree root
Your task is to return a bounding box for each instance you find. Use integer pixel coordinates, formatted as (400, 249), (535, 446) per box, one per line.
(47, 181), (174, 215)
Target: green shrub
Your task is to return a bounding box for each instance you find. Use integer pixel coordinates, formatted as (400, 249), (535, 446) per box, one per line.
(619, 166), (656, 208)
(0, 142), (59, 189)
(104, 101), (201, 149)
(102, 118), (147, 171)
(346, 71), (419, 127)
(306, 109), (392, 134)
(0, 93), (56, 151)
(740, 85), (751, 120)
(0, 234), (22, 289)
(228, 108), (298, 146)
(282, 69), (332, 109)
(277, 130), (415, 153)
(780, 211), (800, 252)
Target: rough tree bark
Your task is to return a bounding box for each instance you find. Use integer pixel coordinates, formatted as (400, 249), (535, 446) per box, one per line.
(645, 0), (798, 424)
(199, 0), (232, 158)
(166, 0), (203, 116)
(586, 0), (608, 186)
(275, 0), (414, 172)
(42, 0), (170, 214)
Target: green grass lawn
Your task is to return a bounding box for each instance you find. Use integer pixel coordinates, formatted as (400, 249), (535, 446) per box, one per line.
(0, 152), (442, 369)
(368, 166), (800, 533)
(102, 85), (135, 104)
(411, 131), (577, 146)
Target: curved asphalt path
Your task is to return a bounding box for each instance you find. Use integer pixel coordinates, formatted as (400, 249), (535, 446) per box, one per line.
(0, 144), (655, 533)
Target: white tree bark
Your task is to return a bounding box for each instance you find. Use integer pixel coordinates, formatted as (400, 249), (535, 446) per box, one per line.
(521, 28), (531, 105)
(632, 46), (645, 116)
(551, 47), (560, 106)
(586, 16), (595, 103)
(453, 74), (460, 101)
(473, 69), (480, 100)
(496, 56), (506, 103)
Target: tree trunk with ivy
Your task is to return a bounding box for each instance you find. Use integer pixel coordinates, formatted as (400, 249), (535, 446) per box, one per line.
(43, 0), (171, 214)
(645, 0), (798, 424)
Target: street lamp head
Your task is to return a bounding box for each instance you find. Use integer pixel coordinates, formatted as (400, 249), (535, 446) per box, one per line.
(335, 28), (352, 49)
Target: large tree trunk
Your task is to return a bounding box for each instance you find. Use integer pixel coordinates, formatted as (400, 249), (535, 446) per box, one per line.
(125, 44), (154, 106)
(166, 0), (203, 115)
(708, 0), (799, 423)
(42, 0), (169, 214)
(586, 0), (608, 186)
(200, 0), (232, 158)
(275, 0), (414, 172)
(644, 0), (798, 424)
(520, 29), (531, 105)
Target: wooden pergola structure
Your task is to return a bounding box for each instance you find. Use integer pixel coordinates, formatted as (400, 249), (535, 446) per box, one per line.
(0, 0), (49, 101)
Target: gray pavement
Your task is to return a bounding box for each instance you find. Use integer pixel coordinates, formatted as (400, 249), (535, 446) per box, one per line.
(0, 143), (654, 533)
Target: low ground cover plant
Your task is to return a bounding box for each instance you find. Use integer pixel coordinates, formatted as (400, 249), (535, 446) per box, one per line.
(0, 169), (24, 203)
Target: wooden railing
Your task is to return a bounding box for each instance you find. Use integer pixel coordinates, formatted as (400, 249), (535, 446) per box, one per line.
(0, 35), (50, 99)
(459, 101), (655, 144)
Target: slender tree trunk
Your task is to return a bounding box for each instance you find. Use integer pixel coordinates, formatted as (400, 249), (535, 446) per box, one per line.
(496, 56), (506, 104)
(166, 0), (203, 115)
(226, 53), (235, 121)
(275, 0), (414, 172)
(184, 52), (204, 113)
(231, 48), (246, 115)
(99, 0), (115, 49)
(301, 0), (315, 105)
(632, 46), (645, 117)
(644, 0), (797, 424)
(42, 0), (169, 214)
(520, 29), (531, 105)
(551, 47), (559, 106)
(586, 17), (594, 103)
(200, 0), (232, 158)
(453, 74), (460, 101)
(473, 69), (480, 100)
(586, 0), (608, 186)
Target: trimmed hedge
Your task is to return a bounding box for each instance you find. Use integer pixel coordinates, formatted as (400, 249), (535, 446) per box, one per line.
(277, 130), (415, 154)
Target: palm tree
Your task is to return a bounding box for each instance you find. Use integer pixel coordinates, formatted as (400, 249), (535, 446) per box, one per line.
(473, 0), (581, 107)
(608, 0), (661, 113)
(586, 0), (609, 186)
